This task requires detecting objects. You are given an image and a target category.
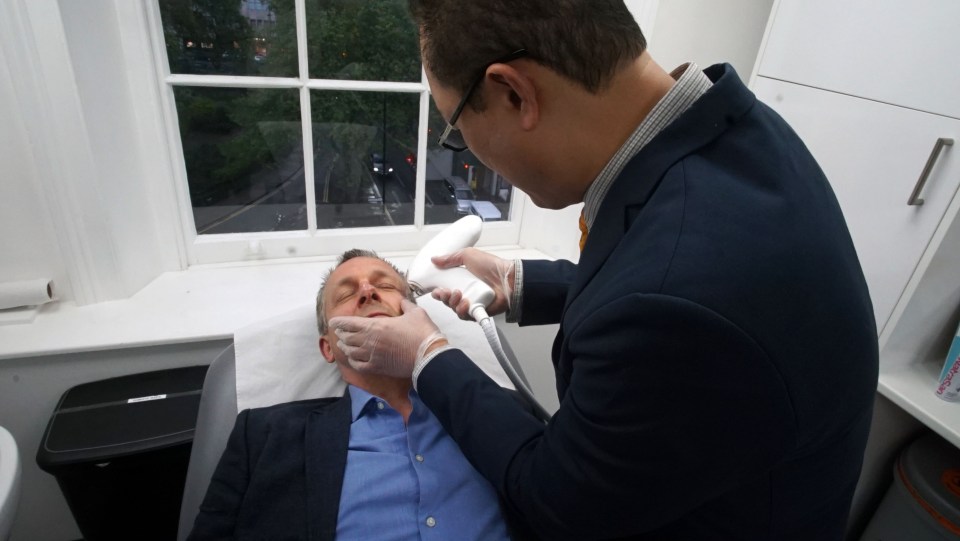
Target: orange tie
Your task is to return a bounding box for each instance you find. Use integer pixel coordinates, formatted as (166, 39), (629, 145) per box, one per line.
(578, 210), (589, 252)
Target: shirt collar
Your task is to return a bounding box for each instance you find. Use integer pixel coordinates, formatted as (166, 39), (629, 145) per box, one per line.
(347, 384), (422, 422)
(347, 385), (380, 422)
(580, 62), (712, 229)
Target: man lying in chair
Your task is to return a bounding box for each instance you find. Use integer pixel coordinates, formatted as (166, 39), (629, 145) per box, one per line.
(188, 249), (532, 541)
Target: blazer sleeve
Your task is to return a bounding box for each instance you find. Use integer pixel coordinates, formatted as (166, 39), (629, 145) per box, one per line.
(517, 259), (578, 326)
(187, 410), (252, 540)
(418, 293), (796, 540)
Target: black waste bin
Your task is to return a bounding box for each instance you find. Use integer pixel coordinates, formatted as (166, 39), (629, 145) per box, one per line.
(37, 365), (209, 541)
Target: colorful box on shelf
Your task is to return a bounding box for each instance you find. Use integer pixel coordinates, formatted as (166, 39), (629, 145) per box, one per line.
(935, 320), (960, 401)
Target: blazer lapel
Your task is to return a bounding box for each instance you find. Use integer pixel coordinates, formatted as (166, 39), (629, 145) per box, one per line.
(305, 393), (352, 541)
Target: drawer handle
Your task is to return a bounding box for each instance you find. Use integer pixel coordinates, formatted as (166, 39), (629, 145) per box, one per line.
(908, 137), (954, 206)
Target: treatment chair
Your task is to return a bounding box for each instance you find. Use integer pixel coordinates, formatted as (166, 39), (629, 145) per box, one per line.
(177, 303), (534, 541)
(177, 342), (237, 541)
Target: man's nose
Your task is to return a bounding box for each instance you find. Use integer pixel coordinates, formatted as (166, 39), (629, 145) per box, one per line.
(358, 282), (380, 304)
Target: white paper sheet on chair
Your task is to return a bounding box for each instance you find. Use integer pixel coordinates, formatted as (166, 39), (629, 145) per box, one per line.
(234, 295), (514, 412)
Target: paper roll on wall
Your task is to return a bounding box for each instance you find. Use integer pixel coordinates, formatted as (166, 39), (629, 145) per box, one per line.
(0, 279), (56, 310)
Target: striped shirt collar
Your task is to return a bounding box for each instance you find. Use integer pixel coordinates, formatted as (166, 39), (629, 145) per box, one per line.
(581, 62), (712, 229)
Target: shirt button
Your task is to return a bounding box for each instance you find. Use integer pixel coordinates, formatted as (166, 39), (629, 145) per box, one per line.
(376, 401), (385, 410)
(426, 516), (436, 528)
(415, 454), (424, 463)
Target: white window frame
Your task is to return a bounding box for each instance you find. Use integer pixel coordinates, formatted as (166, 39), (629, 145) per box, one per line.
(145, 0), (525, 265)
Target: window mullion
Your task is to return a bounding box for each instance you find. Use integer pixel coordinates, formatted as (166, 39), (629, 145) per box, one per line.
(294, 0), (316, 232)
(415, 89), (430, 228)
(165, 74), (301, 88)
(305, 80), (425, 93)
(300, 86), (316, 232)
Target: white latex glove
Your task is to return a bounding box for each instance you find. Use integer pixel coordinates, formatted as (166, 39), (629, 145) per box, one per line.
(430, 247), (515, 319)
(329, 299), (448, 379)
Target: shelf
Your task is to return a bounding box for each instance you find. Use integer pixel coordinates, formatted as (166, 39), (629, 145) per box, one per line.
(879, 359), (960, 448)
(879, 176), (960, 445)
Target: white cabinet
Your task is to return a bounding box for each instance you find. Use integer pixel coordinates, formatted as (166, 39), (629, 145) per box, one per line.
(753, 78), (960, 332)
(759, 0), (960, 119)
(754, 0), (960, 447)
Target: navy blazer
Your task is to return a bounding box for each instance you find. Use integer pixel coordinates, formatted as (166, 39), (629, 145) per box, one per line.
(188, 392), (536, 541)
(417, 64), (879, 540)
(187, 396), (350, 541)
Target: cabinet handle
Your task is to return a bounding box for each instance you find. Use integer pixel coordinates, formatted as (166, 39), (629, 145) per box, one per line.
(908, 137), (954, 206)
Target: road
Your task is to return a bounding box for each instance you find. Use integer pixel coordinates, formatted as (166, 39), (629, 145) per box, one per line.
(193, 148), (460, 234)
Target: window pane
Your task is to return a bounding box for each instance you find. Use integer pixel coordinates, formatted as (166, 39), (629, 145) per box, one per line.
(159, 0), (298, 77)
(311, 91), (419, 229)
(306, 0), (420, 81)
(424, 98), (513, 225)
(173, 87), (305, 234)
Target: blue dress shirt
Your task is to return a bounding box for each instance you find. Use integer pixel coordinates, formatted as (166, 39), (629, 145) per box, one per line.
(336, 385), (510, 541)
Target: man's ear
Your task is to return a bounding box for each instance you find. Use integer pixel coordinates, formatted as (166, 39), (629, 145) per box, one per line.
(319, 336), (336, 363)
(486, 63), (539, 131)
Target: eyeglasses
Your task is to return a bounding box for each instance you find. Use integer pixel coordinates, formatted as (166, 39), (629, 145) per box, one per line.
(437, 49), (528, 152)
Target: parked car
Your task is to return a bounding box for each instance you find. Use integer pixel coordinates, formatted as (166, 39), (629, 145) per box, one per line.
(445, 176), (474, 214)
(468, 200), (502, 222)
(426, 179), (456, 205)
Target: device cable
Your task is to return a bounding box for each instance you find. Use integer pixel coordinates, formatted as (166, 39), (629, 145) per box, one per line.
(471, 306), (552, 422)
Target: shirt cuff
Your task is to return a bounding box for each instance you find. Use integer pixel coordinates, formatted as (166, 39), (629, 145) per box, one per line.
(505, 259), (524, 323)
(412, 345), (456, 390)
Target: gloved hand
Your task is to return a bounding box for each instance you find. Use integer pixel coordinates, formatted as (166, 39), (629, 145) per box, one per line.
(430, 248), (514, 319)
(329, 299), (448, 379)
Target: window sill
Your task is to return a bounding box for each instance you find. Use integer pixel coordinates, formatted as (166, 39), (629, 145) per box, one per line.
(0, 246), (549, 361)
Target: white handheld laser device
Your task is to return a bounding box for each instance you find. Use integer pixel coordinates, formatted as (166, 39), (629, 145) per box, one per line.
(407, 215), (552, 421)
(407, 215), (495, 321)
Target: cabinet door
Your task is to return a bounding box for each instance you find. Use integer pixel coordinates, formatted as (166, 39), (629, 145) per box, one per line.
(753, 77), (960, 332)
(757, 0), (960, 119)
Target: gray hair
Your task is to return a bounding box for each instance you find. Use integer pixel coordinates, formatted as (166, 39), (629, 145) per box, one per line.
(315, 249), (414, 335)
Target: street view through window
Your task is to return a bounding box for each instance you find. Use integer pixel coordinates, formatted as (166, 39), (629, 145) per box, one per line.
(159, 0), (514, 234)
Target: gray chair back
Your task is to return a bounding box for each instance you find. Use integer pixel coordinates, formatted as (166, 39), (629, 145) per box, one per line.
(177, 344), (238, 541)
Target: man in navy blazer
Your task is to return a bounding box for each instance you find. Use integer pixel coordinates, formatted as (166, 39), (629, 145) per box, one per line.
(330, 1), (879, 540)
(188, 250), (532, 540)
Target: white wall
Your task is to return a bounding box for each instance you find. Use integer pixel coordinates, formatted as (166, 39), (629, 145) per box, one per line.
(519, 200), (583, 263)
(57, 0), (185, 296)
(496, 316), (562, 414)
(0, 49), (70, 298)
(624, 0), (661, 35)
(648, 0), (775, 78)
(0, 0), (184, 307)
(1, 0), (124, 305)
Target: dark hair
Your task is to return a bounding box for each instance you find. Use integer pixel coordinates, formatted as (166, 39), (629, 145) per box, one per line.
(409, 0), (646, 109)
(315, 249), (413, 335)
